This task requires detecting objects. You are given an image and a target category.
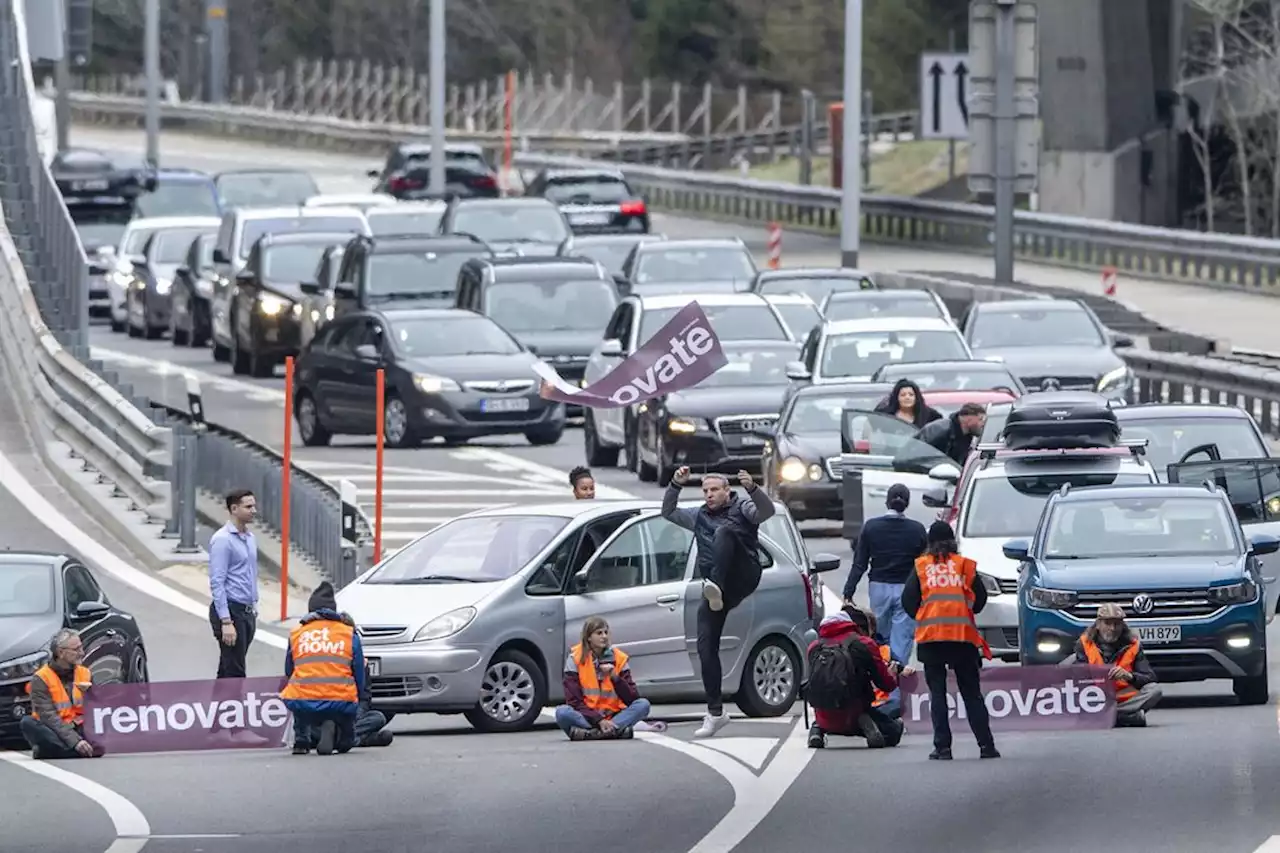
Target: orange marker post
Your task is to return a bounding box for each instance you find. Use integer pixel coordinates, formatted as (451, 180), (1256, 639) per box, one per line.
(374, 368), (385, 563)
(503, 69), (515, 196)
(280, 356), (294, 621)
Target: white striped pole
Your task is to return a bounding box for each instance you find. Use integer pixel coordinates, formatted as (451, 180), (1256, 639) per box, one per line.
(767, 221), (782, 269)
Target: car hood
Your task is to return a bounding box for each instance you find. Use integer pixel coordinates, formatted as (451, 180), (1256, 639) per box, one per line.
(962, 537), (1024, 580)
(512, 329), (599, 359)
(336, 579), (500, 635)
(971, 345), (1124, 380)
(778, 430), (842, 461)
(1038, 555), (1244, 590)
(403, 352), (539, 383)
(666, 385), (789, 420)
(488, 241), (562, 257)
(0, 614), (60, 663)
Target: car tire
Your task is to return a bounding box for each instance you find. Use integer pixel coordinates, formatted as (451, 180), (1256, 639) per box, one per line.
(622, 415), (639, 473)
(249, 353), (275, 378)
(145, 323), (163, 340)
(383, 395), (419, 448)
(736, 636), (800, 718)
(212, 341), (229, 362)
(584, 411), (619, 467)
(462, 648), (545, 733)
(296, 392), (332, 447)
(525, 423), (563, 446)
(109, 316), (125, 333)
(636, 424), (658, 482)
(1234, 670), (1269, 705)
(230, 321), (251, 375)
(127, 319), (141, 338)
(127, 645), (149, 684)
(171, 314), (189, 347)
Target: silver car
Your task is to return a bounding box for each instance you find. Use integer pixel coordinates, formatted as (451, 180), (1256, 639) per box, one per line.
(335, 499), (839, 733)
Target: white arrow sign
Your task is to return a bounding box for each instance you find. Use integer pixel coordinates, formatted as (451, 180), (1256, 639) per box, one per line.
(919, 52), (970, 140)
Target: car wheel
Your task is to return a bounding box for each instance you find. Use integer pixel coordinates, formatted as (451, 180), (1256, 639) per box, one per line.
(109, 315), (125, 333)
(383, 395), (419, 448)
(127, 316), (142, 338)
(737, 636), (800, 717)
(230, 320), (251, 375)
(584, 411), (619, 467)
(525, 423), (563, 446)
(171, 312), (189, 346)
(622, 416), (639, 472)
(212, 341), (229, 361)
(463, 648), (545, 733)
(127, 645), (149, 683)
(656, 435), (675, 486)
(296, 392), (331, 447)
(636, 423), (657, 482)
(249, 352), (275, 378)
(1234, 670), (1269, 705)
(144, 322), (163, 340)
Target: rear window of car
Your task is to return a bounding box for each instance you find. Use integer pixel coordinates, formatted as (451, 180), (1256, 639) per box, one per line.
(544, 177), (633, 204)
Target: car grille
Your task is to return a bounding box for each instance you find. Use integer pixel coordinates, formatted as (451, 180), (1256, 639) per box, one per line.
(370, 676), (423, 699)
(714, 414), (777, 452)
(998, 578), (1018, 595)
(824, 457), (843, 480)
(463, 379), (536, 394)
(357, 625), (407, 640)
(1020, 375), (1097, 392)
(1066, 588), (1219, 620)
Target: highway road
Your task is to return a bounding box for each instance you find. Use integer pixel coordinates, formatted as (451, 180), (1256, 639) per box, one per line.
(1, 123), (1278, 853)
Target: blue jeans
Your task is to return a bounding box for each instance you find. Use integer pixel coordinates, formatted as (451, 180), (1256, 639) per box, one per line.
(293, 710), (357, 750)
(555, 698), (652, 736)
(875, 695), (902, 719)
(869, 581), (915, 705)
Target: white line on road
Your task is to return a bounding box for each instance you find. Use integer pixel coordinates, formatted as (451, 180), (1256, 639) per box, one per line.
(1253, 838), (1280, 852)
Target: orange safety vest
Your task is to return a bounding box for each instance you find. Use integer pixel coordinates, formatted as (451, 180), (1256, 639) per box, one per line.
(872, 645), (892, 707)
(913, 554), (991, 658)
(1079, 636), (1141, 703)
(26, 664), (91, 725)
(281, 619), (359, 703)
(570, 643), (630, 717)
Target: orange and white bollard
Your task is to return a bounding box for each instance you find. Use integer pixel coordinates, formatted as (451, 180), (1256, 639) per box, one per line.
(1101, 266), (1117, 297)
(767, 222), (782, 269)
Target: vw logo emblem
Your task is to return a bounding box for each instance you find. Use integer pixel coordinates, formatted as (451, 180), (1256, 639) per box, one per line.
(1131, 594), (1154, 615)
(12, 704), (25, 718)
(1040, 377), (1061, 391)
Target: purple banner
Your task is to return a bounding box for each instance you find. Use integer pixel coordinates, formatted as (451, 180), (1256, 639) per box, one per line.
(898, 665), (1117, 732)
(83, 677), (291, 754)
(533, 300), (728, 409)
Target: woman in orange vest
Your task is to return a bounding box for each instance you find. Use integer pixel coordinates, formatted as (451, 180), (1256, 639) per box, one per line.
(283, 582), (365, 756)
(21, 629), (103, 760)
(1072, 603), (1162, 727)
(901, 521), (999, 761)
(556, 616), (656, 741)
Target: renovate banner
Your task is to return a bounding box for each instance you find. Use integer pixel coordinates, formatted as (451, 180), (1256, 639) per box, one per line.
(83, 676), (292, 754)
(533, 300), (728, 408)
(898, 665), (1117, 732)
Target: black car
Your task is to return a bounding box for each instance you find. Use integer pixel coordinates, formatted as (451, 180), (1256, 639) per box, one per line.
(871, 359), (1027, 395)
(634, 343), (798, 485)
(368, 141), (500, 199)
(294, 308), (565, 448)
(230, 232), (351, 376)
(524, 167), (650, 234)
(52, 147), (157, 204)
(170, 233), (219, 347)
(127, 220), (220, 339)
(617, 238), (757, 292)
(298, 243), (349, 350)
(748, 267), (876, 303)
(214, 169), (320, 209)
(0, 552), (148, 742)
(557, 232), (667, 278)
(439, 197), (570, 257)
(822, 289), (952, 323)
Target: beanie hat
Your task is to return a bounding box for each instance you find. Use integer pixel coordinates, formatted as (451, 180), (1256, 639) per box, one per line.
(307, 581), (337, 613)
(927, 520), (956, 544)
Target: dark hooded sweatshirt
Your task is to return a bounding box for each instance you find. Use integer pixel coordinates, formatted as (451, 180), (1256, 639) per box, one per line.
(875, 379), (942, 428)
(662, 481), (776, 604)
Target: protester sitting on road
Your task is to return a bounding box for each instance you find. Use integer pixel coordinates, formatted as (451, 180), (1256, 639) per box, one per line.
(1073, 603), (1162, 727)
(805, 609), (903, 750)
(283, 582), (365, 756)
(902, 520), (999, 761)
(662, 467), (776, 738)
(557, 616), (652, 741)
(874, 378), (942, 428)
(913, 402), (986, 467)
(21, 629), (104, 760)
(570, 466), (596, 499)
(859, 606), (915, 720)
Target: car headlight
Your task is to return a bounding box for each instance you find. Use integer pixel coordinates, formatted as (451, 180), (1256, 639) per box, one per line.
(258, 294), (288, 316)
(324, 304), (334, 321)
(133, 277), (147, 291)
(0, 650), (48, 683)
(1028, 587), (1077, 609)
(109, 270), (131, 289)
(1096, 366), (1131, 393)
(413, 606), (477, 642)
(779, 457), (808, 482)
(414, 373), (461, 393)
(195, 278), (213, 296)
(154, 277), (172, 295)
(667, 417), (700, 434)
(1208, 580), (1258, 605)
(978, 572), (1001, 595)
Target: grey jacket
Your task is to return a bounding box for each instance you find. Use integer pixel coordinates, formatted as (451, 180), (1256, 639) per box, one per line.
(662, 482), (776, 581)
(29, 664), (86, 749)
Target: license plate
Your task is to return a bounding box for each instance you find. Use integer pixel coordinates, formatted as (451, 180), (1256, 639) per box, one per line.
(73, 179), (109, 191)
(570, 212), (612, 225)
(738, 436), (766, 446)
(1136, 625), (1181, 644)
(481, 397), (530, 413)
(366, 658), (381, 677)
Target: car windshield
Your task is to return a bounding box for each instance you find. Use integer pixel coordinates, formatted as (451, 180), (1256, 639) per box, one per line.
(484, 278), (618, 332)
(1119, 416), (1269, 477)
(876, 364), (1021, 392)
(825, 294), (944, 322)
(122, 227), (160, 255)
(367, 249), (487, 300)
(217, 171), (319, 208)
(820, 329), (968, 378)
(263, 244), (331, 282)
(390, 315), (522, 357)
(364, 515), (570, 583)
(76, 220), (128, 249)
(969, 307), (1104, 348)
(962, 471), (1155, 539)
(697, 348), (793, 388)
(771, 302), (822, 339)
(151, 229), (211, 264)
(572, 241), (643, 276)
(783, 391), (889, 433)
(0, 563), (55, 617)
(368, 209), (445, 236)
(634, 247), (756, 284)
(842, 411), (957, 474)
(545, 177), (632, 204)
(135, 180), (220, 218)
(1044, 496), (1237, 558)
(640, 304), (787, 342)
(239, 216), (363, 259)
(758, 276), (871, 303)
(452, 204), (569, 243)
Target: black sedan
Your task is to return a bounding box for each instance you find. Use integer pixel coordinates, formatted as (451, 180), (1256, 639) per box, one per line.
(169, 233), (219, 347)
(524, 167), (650, 234)
(871, 359), (1027, 395)
(634, 343), (797, 485)
(368, 142), (500, 199)
(439, 197), (570, 257)
(52, 147), (156, 204)
(294, 308), (565, 448)
(0, 552), (148, 742)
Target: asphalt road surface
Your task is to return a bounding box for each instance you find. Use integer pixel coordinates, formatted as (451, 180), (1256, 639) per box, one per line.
(0, 124), (1277, 853)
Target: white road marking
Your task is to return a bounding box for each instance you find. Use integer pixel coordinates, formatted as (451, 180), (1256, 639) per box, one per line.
(695, 737), (779, 771)
(1253, 838), (1280, 852)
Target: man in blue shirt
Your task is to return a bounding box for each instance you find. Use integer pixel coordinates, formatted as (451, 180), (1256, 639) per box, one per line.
(208, 489), (260, 678)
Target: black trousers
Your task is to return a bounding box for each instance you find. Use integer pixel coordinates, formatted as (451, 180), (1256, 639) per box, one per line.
(209, 600), (257, 679)
(20, 717), (92, 759)
(919, 642), (994, 751)
(696, 525), (762, 715)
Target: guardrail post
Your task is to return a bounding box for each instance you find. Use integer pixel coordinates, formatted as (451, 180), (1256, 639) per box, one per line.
(337, 478), (360, 589)
(799, 90), (814, 186)
(176, 424), (199, 553)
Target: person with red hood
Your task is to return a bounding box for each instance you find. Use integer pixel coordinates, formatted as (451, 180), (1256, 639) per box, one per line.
(805, 608), (904, 749)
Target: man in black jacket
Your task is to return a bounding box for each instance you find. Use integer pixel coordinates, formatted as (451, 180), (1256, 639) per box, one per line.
(914, 402), (987, 466)
(662, 466), (775, 739)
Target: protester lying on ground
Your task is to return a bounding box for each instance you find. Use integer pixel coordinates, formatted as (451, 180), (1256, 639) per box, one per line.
(22, 629), (104, 759)
(857, 606), (915, 720)
(1073, 603), (1162, 728)
(557, 616), (653, 741)
(804, 610), (903, 750)
(284, 582), (365, 756)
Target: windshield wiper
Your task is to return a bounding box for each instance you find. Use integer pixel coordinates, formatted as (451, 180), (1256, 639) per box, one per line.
(393, 574), (481, 584)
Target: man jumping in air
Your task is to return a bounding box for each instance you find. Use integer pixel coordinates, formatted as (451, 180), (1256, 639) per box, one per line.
(662, 467), (775, 738)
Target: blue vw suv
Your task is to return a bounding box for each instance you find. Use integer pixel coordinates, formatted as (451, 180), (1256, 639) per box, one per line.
(1007, 481), (1279, 705)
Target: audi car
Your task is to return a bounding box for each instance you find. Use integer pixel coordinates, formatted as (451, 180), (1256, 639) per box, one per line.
(368, 141), (500, 199)
(523, 167), (650, 234)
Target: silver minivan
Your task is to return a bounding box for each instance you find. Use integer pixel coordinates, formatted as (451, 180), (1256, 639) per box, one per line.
(335, 499), (839, 732)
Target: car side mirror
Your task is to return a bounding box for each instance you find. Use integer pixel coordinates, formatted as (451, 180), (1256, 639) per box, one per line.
(600, 339), (624, 357)
(212, 248), (229, 264)
(928, 463), (960, 484)
(334, 281), (357, 300)
(572, 568), (590, 593)
(354, 344), (379, 361)
(1002, 539), (1031, 562)
(1111, 333), (1135, 348)
(921, 488), (949, 508)
(1249, 534), (1280, 556)
(612, 273), (629, 287)
(785, 361), (811, 381)
(809, 553), (842, 573)
(299, 280), (320, 295)
(72, 600), (111, 620)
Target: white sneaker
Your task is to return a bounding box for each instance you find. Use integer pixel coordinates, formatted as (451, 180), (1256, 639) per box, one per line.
(695, 712), (731, 738)
(703, 581), (724, 611)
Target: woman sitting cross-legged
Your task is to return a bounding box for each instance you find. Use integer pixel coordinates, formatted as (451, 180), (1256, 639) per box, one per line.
(557, 616), (653, 741)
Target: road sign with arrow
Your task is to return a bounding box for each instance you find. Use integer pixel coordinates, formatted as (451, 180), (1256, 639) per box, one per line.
(918, 52), (970, 140)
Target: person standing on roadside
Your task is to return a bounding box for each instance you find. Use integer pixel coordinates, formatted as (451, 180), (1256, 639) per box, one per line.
(21, 629), (104, 760)
(209, 489), (260, 679)
(569, 466), (596, 499)
(662, 467), (775, 738)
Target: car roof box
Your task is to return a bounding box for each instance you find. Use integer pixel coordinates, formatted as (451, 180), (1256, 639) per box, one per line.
(1002, 391), (1119, 451)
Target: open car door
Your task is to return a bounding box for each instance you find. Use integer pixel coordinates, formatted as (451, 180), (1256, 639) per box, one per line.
(1167, 458), (1280, 622)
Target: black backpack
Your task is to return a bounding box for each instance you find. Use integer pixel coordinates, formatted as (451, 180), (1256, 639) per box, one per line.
(805, 636), (874, 710)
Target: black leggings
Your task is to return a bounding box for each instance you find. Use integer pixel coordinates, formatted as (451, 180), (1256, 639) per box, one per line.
(697, 526), (761, 715)
(920, 642), (994, 751)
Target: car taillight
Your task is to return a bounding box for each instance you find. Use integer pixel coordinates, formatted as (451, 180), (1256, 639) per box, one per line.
(471, 174), (497, 188)
(620, 200), (646, 216)
(801, 572), (815, 621)
(389, 175), (424, 192)
(851, 439), (870, 453)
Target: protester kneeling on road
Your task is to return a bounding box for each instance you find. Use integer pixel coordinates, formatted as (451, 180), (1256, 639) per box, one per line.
(284, 582), (365, 756)
(860, 607), (914, 720)
(1074, 603), (1162, 727)
(805, 609), (903, 750)
(557, 616), (653, 741)
(334, 612), (394, 748)
(22, 629), (104, 759)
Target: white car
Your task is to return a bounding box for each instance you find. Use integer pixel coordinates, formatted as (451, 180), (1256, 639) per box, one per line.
(303, 192), (399, 211)
(787, 316), (972, 386)
(762, 292), (823, 341)
(106, 215), (227, 334)
(366, 200), (448, 237)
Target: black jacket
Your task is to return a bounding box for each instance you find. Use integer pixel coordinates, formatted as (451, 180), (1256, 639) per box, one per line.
(874, 379), (943, 428)
(661, 483), (775, 596)
(914, 413), (974, 466)
(844, 512), (928, 594)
